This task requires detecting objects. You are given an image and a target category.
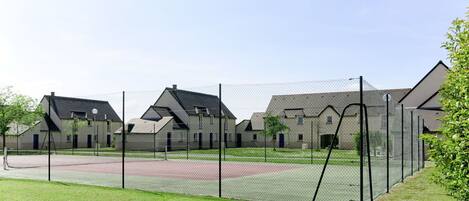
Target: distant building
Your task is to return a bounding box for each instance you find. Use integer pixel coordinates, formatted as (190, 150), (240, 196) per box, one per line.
(399, 60), (449, 133)
(115, 85), (237, 151)
(237, 89), (410, 150)
(5, 94), (122, 150)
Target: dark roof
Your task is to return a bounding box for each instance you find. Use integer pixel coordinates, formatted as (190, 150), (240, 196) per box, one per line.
(43, 95), (121, 122)
(267, 88), (410, 117)
(399, 60), (449, 103)
(165, 88), (236, 119)
(144, 106), (188, 129)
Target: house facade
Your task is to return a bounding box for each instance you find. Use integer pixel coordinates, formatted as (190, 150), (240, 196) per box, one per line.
(5, 94), (122, 150)
(237, 89), (410, 150)
(115, 85), (237, 151)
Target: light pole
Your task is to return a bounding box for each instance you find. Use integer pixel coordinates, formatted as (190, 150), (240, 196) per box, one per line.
(92, 108), (98, 156)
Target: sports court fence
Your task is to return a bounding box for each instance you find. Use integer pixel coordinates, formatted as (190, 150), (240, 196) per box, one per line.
(0, 77), (426, 201)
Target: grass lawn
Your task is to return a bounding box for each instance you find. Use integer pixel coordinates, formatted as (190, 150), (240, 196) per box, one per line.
(8, 147), (360, 166)
(377, 166), (455, 201)
(0, 178), (233, 201)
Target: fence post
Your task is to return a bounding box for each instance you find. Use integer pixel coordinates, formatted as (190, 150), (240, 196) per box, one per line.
(186, 132), (189, 160)
(48, 92), (53, 182)
(410, 110), (413, 176)
(400, 104), (404, 182)
(218, 83), (222, 198)
(422, 119), (425, 168)
(417, 116), (420, 171)
(359, 76), (364, 201)
(386, 94), (389, 193)
(122, 91), (125, 189)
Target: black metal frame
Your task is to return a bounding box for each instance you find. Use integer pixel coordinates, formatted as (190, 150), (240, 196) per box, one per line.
(218, 83), (222, 198)
(312, 103), (373, 201)
(122, 91), (125, 188)
(401, 104), (404, 182)
(386, 94), (389, 193)
(410, 110), (413, 176)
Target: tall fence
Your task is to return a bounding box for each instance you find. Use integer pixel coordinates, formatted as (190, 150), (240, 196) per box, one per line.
(0, 77), (426, 201)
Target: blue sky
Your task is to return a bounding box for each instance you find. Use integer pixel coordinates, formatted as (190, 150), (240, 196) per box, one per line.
(0, 0), (467, 118)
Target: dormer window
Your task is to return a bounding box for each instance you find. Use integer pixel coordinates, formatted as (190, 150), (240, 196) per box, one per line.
(198, 114), (203, 129)
(326, 116), (333, 124)
(297, 115), (304, 125)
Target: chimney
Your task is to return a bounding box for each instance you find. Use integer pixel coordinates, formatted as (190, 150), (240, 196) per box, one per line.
(172, 84), (177, 90)
(51, 92), (55, 97)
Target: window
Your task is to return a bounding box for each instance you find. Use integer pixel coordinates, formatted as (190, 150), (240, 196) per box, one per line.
(210, 115), (214, 125)
(298, 134), (303, 141)
(193, 133), (198, 141)
(66, 135), (71, 143)
(381, 115), (386, 129)
(253, 134), (257, 141)
(206, 108), (210, 115)
(198, 114), (203, 129)
(194, 107), (199, 114)
(273, 134), (277, 140)
(224, 117), (228, 130)
(297, 116), (304, 125)
(87, 120), (91, 126)
(228, 133), (232, 142)
(326, 116), (333, 124)
(106, 121), (111, 132)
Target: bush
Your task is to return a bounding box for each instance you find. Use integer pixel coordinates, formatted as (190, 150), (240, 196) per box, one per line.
(421, 10), (469, 201)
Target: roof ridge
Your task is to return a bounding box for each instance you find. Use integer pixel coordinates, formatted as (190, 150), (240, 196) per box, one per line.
(44, 95), (109, 103)
(166, 87), (218, 98)
(271, 88), (410, 97)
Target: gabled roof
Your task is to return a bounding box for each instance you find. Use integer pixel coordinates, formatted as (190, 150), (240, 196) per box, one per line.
(266, 88), (410, 117)
(417, 91), (442, 111)
(114, 117), (172, 134)
(142, 106), (188, 129)
(249, 112), (265, 131)
(43, 95), (121, 122)
(399, 60), (449, 104)
(164, 87), (236, 119)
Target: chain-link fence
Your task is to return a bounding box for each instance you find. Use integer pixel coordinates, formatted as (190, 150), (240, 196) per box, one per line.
(0, 77), (426, 201)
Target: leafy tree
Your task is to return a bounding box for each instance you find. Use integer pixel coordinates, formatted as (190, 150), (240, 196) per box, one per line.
(353, 131), (384, 156)
(63, 116), (87, 154)
(261, 113), (289, 151)
(0, 87), (43, 165)
(422, 10), (469, 201)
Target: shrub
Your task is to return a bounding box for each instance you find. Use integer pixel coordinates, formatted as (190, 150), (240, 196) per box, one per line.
(421, 10), (469, 201)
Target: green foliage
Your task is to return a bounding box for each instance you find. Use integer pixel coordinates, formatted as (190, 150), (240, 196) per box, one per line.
(352, 131), (385, 156)
(422, 10), (469, 201)
(260, 113), (289, 150)
(0, 87), (43, 138)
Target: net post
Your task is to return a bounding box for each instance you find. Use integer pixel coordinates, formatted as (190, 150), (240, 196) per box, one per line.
(186, 131), (189, 160)
(386, 94), (389, 193)
(153, 124), (156, 159)
(401, 104), (404, 182)
(164, 145), (168, 160)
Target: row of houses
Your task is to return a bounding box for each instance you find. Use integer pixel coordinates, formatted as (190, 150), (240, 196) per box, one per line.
(0, 61), (449, 152)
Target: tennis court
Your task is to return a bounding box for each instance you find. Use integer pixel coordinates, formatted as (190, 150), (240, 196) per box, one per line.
(0, 154), (368, 201)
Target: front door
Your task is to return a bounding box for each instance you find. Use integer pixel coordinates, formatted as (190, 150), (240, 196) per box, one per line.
(198, 133), (203, 149)
(236, 133), (242, 148)
(209, 133), (213, 149)
(106, 135), (111, 147)
(87, 135), (92, 148)
(166, 132), (172, 151)
(33, 134), (39, 150)
(279, 134), (285, 148)
(73, 135), (78, 148)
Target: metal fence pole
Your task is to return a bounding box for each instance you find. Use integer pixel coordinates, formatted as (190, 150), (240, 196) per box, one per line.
(417, 116), (420, 171)
(386, 94), (389, 193)
(48, 92), (53, 182)
(122, 91), (125, 189)
(422, 119), (425, 168)
(218, 83), (222, 198)
(359, 76), (364, 201)
(153, 124), (156, 159)
(310, 120), (313, 164)
(400, 104), (404, 182)
(410, 110), (413, 176)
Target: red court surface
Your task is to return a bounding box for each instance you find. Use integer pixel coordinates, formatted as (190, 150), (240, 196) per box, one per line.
(6, 155), (298, 181)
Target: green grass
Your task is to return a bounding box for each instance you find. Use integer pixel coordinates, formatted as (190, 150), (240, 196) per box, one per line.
(8, 147), (360, 166)
(0, 178), (233, 201)
(377, 166), (455, 201)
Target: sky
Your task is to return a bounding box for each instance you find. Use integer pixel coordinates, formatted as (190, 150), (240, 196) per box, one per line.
(0, 0), (467, 119)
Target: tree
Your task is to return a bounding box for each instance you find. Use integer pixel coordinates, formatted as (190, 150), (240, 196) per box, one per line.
(261, 113), (289, 151)
(353, 131), (384, 156)
(422, 10), (469, 201)
(0, 87), (43, 167)
(63, 116), (87, 154)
